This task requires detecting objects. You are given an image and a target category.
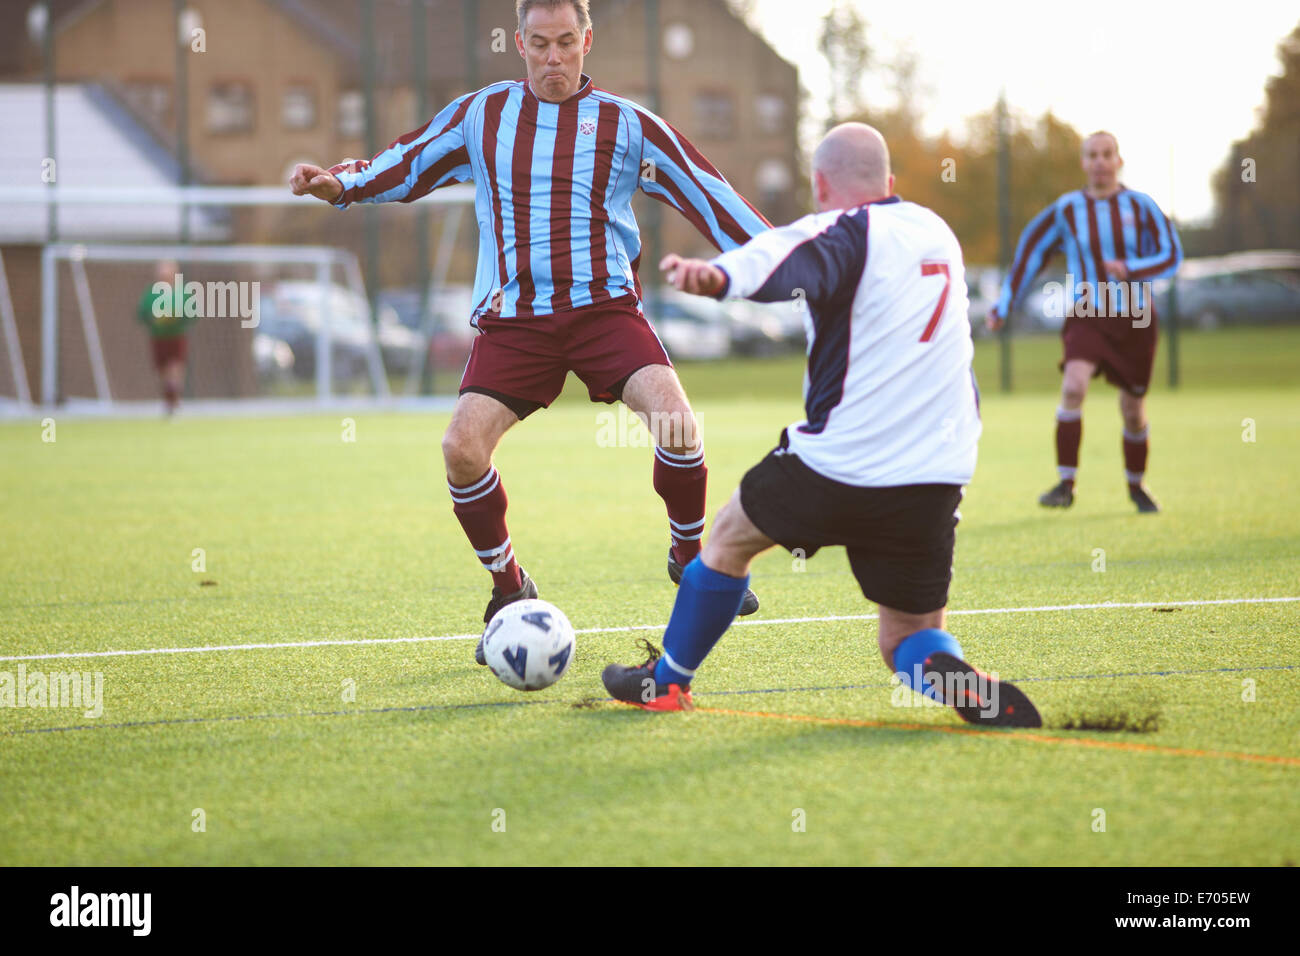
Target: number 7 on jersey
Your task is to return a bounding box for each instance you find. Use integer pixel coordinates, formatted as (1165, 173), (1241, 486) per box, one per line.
(919, 261), (950, 343)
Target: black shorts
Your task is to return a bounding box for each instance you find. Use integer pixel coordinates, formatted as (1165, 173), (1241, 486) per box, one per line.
(739, 441), (963, 614)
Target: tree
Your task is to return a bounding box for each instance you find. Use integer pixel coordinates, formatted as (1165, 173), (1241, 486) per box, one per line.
(837, 102), (1084, 265)
(1209, 22), (1300, 251)
(818, 2), (872, 124)
(816, 6), (1087, 264)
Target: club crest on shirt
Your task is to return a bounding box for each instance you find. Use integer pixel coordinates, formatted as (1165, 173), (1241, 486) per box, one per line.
(579, 118), (597, 136)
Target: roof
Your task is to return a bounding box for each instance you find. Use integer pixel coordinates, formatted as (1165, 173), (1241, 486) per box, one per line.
(0, 82), (228, 243)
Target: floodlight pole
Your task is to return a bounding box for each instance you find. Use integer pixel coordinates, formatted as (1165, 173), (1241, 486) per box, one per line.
(1166, 145), (1179, 389)
(413, 0), (432, 395)
(42, 1), (57, 243)
(362, 0), (382, 342)
(996, 90), (1012, 393)
(174, 0), (191, 244)
(40, 244), (57, 405)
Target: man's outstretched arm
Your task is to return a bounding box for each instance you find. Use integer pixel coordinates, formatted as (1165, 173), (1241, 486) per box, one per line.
(662, 208), (866, 311)
(290, 94), (475, 208)
(631, 106), (772, 252)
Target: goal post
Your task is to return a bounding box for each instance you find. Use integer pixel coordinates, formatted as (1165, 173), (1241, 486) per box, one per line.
(40, 242), (389, 407)
(2, 183), (478, 412)
(0, 250), (33, 410)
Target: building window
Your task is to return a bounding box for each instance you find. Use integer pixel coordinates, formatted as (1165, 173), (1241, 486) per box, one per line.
(339, 90), (365, 139)
(756, 158), (792, 210)
(756, 94), (786, 135)
(694, 91), (734, 139)
(207, 81), (254, 134)
(282, 84), (317, 130)
(663, 22), (694, 60)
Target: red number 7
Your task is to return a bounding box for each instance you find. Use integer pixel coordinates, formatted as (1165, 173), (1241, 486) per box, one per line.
(919, 261), (950, 342)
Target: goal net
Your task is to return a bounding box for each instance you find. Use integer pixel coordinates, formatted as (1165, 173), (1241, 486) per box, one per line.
(5, 185), (477, 413)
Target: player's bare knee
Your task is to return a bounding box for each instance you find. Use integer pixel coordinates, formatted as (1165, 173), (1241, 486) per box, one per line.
(1061, 379), (1088, 408)
(700, 535), (749, 579)
(1119, 395), (1146, 432)
(441, 428), (489, 484)
(654, 408), (701, 457)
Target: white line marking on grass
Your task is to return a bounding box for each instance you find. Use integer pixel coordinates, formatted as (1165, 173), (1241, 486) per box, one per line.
(3, 596), (1296, 663)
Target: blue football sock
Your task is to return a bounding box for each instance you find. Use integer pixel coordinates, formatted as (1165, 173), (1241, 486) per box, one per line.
(653, 557), (750, 687)
(892, 628), (964, 701)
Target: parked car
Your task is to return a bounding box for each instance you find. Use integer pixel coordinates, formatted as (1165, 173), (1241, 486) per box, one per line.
(964, 266), (1004, 337)
(1014, 270), (1070, 332)
(261, 281), (427, 382)
(969, 268), (1089, 334)
(379, 284), (478, 373)
(648, 289), (732, 361)
(253, 332), (295, 385)
(256, 285), (371, 383)
(727, 299), (806, 355)
(1154, 253), (1300, 329)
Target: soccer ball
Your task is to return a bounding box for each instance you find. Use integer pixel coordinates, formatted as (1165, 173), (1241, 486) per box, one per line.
(482, 598), (576, 691)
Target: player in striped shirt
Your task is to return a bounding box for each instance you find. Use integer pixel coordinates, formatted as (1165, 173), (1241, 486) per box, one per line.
(988, 131), (1183, 513)
(290, 0), (768, 656)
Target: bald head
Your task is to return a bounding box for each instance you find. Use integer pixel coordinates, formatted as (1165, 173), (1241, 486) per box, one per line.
(811, 123), (892, 210)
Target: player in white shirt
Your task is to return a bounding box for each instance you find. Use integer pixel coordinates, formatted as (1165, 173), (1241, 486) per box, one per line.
(602, 123), (1041, 727)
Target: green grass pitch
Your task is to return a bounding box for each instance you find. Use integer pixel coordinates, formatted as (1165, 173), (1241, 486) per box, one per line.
(1, 327), (1298, 865)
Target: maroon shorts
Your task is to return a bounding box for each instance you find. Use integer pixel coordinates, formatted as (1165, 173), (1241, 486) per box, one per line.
(1059, 309), (1158, 396)
(459, 294), (671, 418)
(151, 336), (188, 370)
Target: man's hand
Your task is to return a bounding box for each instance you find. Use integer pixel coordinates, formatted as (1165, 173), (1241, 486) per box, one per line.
(1103, 259), (1129, 280)
(986, 307), (1005, 333)
(290, 163), (344, 203)
(660, 253), (725, 297)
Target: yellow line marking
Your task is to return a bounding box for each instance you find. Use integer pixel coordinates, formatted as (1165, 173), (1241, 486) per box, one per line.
(695, 706), (1300, 767)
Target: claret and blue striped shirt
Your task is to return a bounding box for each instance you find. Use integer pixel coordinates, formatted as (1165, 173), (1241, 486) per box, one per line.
(330, 73), (772, 320)
(995, 186), (1183, 319)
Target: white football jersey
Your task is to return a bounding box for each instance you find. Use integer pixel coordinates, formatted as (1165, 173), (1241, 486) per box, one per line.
(711, 197), (981, 487)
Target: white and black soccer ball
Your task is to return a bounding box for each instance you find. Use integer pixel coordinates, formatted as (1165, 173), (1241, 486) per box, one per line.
(482, 598), (576, 691)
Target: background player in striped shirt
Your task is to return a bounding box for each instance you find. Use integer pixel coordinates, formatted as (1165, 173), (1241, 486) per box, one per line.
(988, 131), (1183, 513)
(290, 0), (768, 657)
(602, 123), (1041, 727)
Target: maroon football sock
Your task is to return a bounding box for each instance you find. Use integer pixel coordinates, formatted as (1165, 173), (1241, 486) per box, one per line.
(1123, 425), (1149, 489)
(1055, 407), (1081, 485)
(449, 467), (522, 594)
(653, 446), (707, 565)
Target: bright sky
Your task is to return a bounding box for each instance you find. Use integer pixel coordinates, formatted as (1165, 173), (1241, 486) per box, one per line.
(748, 0), (1297, 223)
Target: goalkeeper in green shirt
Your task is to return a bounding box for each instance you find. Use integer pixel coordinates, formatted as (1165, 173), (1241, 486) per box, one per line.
(136, 260), (197, 414)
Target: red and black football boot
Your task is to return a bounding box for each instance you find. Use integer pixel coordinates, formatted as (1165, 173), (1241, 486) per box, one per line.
(601, 640), (694, 712)
(923, 651), (1042, 728)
